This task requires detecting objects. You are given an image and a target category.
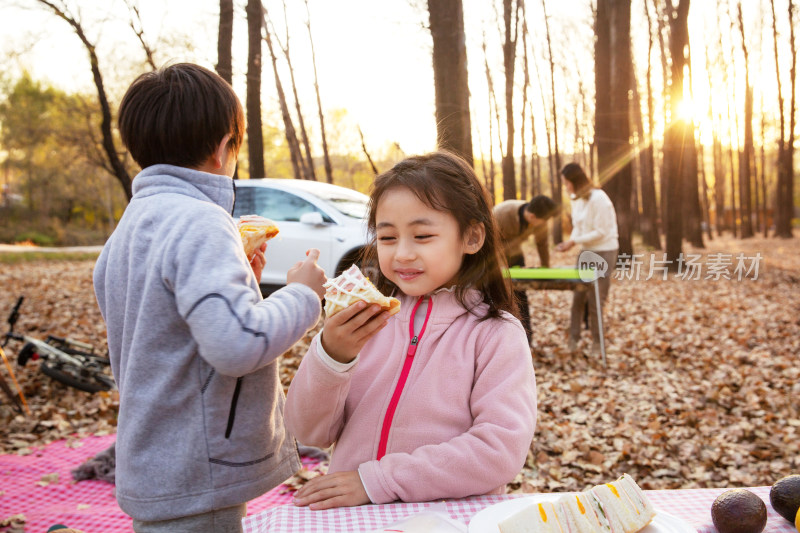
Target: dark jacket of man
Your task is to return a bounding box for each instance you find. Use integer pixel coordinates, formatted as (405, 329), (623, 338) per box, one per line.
(493, 200), (549, 268)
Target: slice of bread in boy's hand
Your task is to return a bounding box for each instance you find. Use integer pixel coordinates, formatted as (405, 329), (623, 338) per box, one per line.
(323, 264), (401, 318)
(237, 215), (280, 258)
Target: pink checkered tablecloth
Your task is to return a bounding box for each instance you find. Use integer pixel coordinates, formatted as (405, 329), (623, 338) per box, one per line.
(242, 485), (797, 533)
(0, 434), (316, 532)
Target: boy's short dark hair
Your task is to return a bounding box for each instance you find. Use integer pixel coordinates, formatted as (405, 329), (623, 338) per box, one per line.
(526, 195), (557, 219)
(118, 63), (245, 170)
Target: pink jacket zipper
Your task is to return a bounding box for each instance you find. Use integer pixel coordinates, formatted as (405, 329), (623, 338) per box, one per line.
(376, 295), (433, 460)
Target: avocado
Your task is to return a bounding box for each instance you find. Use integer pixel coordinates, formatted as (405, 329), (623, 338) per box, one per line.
(711, 488), (767, 533)
(770, 474), (800, 523)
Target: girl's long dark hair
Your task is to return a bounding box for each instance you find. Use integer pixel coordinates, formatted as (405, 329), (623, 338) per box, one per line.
(362, 151), (518, 321)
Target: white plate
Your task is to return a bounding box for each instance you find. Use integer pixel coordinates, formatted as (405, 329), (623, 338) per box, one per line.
(468, 494), (694, 533)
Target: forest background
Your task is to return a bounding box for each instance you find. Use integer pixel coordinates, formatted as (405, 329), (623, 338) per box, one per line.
(1, 0), (797, 258)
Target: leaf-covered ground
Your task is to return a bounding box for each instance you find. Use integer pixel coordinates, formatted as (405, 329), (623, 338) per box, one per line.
(1, 234), (798, 493)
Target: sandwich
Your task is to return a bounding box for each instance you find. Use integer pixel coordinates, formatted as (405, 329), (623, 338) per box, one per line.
(237, 215), (280, 258)
(498, 474), (656, 533)
(323, 264), (401, 318)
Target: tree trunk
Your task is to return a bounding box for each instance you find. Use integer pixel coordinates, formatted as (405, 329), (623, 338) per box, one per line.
(216, 0), (233, 84)
(737, 3), (754, 238)
(775, 0), (796, 238)
(37, 0), (132, 200)
(519, 2), (531, 200)
(699, 141), (713, 241)
(428, 0), (474, 166)
(246, 0), (265, 180)
(216, 0), (237, 180)
(262, 9), (304, 181)
(654, 0), (670, 237)
(641, 0), (661, 248)
(501, 0), (519, 199)
(595, 0), (633, 257)
(663, 0), (691, 266)
(304, 0), (333, 183)
(531, 107), (541, 196)
(542, 0), (562, 243)
(483, 35), (498, 200)
(713, 131), (726, 234)
(681, 37), (704, 248)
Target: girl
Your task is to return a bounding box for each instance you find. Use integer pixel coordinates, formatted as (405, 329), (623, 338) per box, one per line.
(285, 151), (537, 509)
(555, 162), (619, 354)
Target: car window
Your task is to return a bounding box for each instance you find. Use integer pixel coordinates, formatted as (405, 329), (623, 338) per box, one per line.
(304, 188), (368, 219)
(235, 187), (334, 222)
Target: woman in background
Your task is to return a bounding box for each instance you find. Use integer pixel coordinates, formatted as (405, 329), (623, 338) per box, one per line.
(555, 163), (618, 354)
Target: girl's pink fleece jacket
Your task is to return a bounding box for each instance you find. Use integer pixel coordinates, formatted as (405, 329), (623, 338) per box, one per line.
(285, 289), (537, 504)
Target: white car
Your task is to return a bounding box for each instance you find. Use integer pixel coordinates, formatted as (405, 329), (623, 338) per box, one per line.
(232, 178), (375, 294)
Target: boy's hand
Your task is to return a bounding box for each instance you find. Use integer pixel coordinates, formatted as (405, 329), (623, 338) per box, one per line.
(287, 248), (326, 299)
(293, 471), (370, 510)
(249, 242), (267, 283)
(321, 300), (388, 363)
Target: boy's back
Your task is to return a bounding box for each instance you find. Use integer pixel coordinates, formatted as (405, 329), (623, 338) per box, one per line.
(92, 63), (324, 526)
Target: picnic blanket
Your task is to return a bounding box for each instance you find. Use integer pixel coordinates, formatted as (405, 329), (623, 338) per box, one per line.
(0, 434), (320, 532)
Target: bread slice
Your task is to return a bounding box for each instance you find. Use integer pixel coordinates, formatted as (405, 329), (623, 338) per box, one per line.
(498, 500), (564, 533)
(237, 215), (279, 258)
(323, 264), (401, 317)
(558, 492), (612, 533)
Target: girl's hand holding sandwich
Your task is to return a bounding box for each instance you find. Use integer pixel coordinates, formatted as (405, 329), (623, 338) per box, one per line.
(321, 300), (388, 364)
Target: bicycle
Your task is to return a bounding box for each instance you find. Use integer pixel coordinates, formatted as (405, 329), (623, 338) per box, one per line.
(0, 296), (115, 412)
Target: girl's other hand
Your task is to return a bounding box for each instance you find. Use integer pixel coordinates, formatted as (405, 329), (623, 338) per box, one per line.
(321, 301), (389, 364)
(249, 242), (267, 283)
(293, 471), (370, 510)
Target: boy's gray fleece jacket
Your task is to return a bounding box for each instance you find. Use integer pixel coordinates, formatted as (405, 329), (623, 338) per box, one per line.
(93, 165), (320, 521)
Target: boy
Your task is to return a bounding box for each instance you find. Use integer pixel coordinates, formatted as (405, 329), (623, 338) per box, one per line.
(93, 63), (326, 532)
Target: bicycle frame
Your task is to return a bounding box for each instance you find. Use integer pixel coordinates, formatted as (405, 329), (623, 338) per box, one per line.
(16, 335), (88, 369)
(2, 295), (115, 396)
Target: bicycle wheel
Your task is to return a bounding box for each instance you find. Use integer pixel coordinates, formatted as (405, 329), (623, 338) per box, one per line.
(40, 360), (115, 393)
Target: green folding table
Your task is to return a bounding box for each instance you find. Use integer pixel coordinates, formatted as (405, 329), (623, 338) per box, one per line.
(503, 266), (606, 366)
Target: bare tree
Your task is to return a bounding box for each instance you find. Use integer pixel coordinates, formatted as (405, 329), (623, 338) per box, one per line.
(736, 2), (755, 238)
(774, 0), (797, 238)
(216, 0), (234, 84)
(246, 0), (265, 179)
(663, 0), (691, 266)
(519, 0), (531, 200)
(595, 0), (633, 257)
(272, 1), (316, 180)
(640, 0), (661, 248)
(262, 6), (304, 180)
(427, 0), (474, 166)
(541, 0), (562, 243)
(35, 0), (132, 200)
(304, 0), (333, 183)
(357, 126), (379, 176)
(124, 1), (157, 71)
(681, 38), (704, 248)
(501, 0), (520, 199)
(483, 34), (498, 200)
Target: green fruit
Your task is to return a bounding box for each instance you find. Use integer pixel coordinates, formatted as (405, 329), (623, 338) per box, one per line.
(770, 475), (800, 523)
(711, 489), (767, 533)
